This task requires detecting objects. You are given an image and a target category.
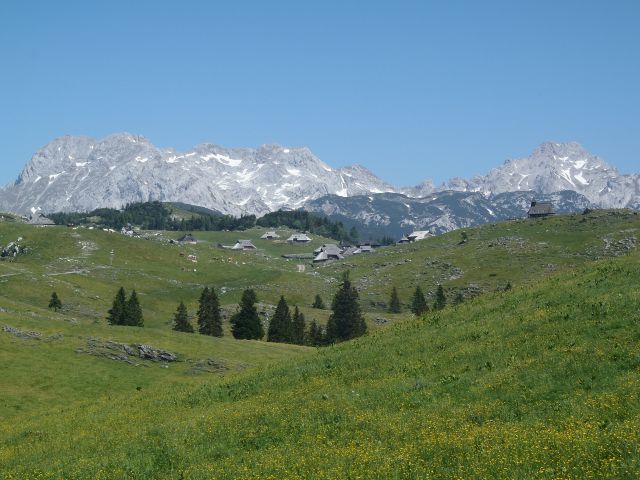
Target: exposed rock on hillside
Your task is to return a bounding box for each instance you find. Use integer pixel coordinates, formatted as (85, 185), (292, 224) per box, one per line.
(1, 238), (29, 260)
(75, 338), (178, 364)
(3, 325), (42, 339)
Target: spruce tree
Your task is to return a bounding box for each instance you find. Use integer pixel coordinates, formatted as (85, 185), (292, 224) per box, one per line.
(198, 287), (223, 337)
(231, 289), (263, 340)
(125, 289), (144, 326)
(410, 286), (429, 315)
(197, 286), (210, 333)
(267, 296), (292, 343)
(107, 287), (127, 325)
(291, 306), (306, 345)
(209, 288), (223, 337)
(48, 291), (62, 312)
(173, 301), (194, 333)
(312, 294), (325, 309)
(326, 271), (367, 342)
(307, 320), (324, 346)
(388, 286), (401, 313)
(433, 284), (446, 311)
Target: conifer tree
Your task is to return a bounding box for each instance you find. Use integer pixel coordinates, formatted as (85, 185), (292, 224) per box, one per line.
(197, 287), (223, 336)
(48, 291), (62, 312)
(197, 286), (210, 332)
(173, 301), (194, 333)
(410, 286), (429, 315)
(107, 287), (127, 325)
(307, 320), (324, 346)
(291, 306), (306, 345)
(231, 289), (263, 340)
(125, 289), (144, 326)
(209, 288), (223, 337)
(267, 296), (292, 343)
(388, 286), (401, 313)
(326, 271), (367, 342)
(433, 284), (446, 311)
(312, 294), (325, 309)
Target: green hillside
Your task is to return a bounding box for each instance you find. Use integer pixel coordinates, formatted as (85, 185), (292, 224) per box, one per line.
(3, 210), (637, 320)
(1, 210), (639, 478)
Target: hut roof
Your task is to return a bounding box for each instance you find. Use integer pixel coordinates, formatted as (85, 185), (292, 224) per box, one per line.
(177, 233), (197, 243)
(287, 233), (312, 242)
(27, 214), (56, 226)
(528, 201), (554, 216)
(232, 239), (256, 250)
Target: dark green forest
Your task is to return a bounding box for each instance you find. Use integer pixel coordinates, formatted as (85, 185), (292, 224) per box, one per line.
(48, 202), (359, 242)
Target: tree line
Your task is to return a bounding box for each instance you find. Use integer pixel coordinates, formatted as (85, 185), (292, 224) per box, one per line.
(387, 284), (459, 316)
(257, 210), (359, 243)
(48, 276), (488, 348)
(48, 202), (359, 242)
(48, 201), (255, 231)
(227, 272), (366, 345)
(91, 271), (367, 346)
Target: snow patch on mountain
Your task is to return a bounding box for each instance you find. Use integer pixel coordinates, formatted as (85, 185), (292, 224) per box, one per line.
(0, 133), (396, 216)
(0, 135), (637, 231)
(426, 141), (638, 208)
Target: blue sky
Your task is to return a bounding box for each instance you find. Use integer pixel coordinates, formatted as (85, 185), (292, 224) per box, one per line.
(1, 0), (638, 187)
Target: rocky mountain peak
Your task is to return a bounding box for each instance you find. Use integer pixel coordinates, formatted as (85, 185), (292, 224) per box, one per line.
(101, 132), (151, 145)
(1, 136), (638, 220)
(457, 141), (632, 206)
(0, 134), (397, 215)
(532, 141), (589, 159)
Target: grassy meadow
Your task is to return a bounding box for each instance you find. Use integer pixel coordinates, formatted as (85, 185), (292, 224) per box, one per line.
(1, 210), (639, 478)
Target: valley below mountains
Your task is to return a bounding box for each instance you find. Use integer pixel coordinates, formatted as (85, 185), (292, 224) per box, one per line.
(1, 134), (638, 236)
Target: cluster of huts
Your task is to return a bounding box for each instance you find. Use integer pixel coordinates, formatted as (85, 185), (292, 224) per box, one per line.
(168, 199), (555, 262)
(312, 242), (377, 263)
(222, 232), (313, 251)
(172, 231), (314, 252)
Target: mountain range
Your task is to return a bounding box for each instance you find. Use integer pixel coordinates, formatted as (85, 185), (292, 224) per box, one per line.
(0, 134), (638, 237)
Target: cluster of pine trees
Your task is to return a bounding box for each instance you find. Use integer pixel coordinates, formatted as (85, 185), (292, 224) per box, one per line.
(230, 289), (264, 340)
(267, 276), (367, 346)
(100, 272), (369, 347)
(227, 289), (327, 346)
(49, 202), (360, 242)
(107, 287), (143, 326)
(267, 297), (306, 345)
(326, 272), (367, 342)
(257, 210), (360, 243)
(173, 287), (224, 335)
(386, 284), (451, 316)
(225, 273), (367, 346)
(172, 214), (256, 232)
(50, 202), (172, 230)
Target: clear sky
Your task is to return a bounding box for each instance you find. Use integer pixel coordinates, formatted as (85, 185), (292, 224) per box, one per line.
(1, 0), (638, 187)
